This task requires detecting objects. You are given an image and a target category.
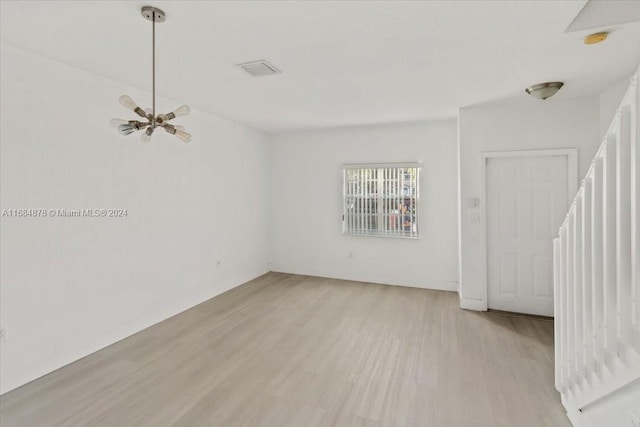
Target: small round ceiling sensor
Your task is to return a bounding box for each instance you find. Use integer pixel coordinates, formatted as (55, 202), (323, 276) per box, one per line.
(584, 32), (608, 45)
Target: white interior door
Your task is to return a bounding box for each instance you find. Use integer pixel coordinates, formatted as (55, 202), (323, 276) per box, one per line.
(486, 155), (569, 316)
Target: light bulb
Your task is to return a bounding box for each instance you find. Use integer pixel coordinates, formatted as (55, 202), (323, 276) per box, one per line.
(162, 124), (182, 135)
(172, 105), (191, 117)
(141, 128), (153, 143)
(175, 129), (192, 143)
(117, 123), (136, 136)
(119, 95), (139, 111)
(110, 118), (129, 128)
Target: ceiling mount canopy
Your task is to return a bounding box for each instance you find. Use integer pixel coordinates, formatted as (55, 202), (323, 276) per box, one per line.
(141, 6), (165, 23)
(110, 6), (191, 143)
(525, 82), (564, 100)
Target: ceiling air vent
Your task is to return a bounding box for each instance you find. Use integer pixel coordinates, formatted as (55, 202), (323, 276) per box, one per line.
(237, 60), (281, 77)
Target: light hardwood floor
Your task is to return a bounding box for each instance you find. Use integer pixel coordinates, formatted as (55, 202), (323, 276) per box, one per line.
(0, 273), (570, 427)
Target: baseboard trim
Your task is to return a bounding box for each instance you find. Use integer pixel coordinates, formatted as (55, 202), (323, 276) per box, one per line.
(269, 269), (458, 292)
(459, 296), (486, 311)
(487, 309), (554, 321)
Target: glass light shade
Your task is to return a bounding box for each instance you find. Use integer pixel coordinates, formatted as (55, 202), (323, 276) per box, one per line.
(529, 87), (558, 100)
(117, 123), (136, 135)
(175, 129), (192, 143)
(525, 82), (564, 100)
(172, 105), (191, 117)
(119, 95), (139, 111)
(144, 108), (153, 116)
(141, 131), (153, 143)
(110, 118), (129, 128)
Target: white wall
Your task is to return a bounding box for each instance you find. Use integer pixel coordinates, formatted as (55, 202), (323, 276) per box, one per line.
(599, 76), (633, 138)
(457, 96), (601, 308)
(268, 121), (459, 291)
(0, 45), (270, 394)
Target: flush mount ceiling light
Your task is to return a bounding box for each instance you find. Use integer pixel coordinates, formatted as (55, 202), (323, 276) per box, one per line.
(525, 82), (564, 100)
(110, 6), (191, 143)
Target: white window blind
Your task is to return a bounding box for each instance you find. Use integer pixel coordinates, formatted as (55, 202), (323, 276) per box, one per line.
(342, 163), (420, 239)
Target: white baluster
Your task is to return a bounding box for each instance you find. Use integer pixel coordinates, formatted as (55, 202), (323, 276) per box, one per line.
(603, 135), (619, 357)
(582, 178), (594, 372)
(592, 156), (605, 366)
(632, 77), (640, 350)
(617, 106), (632, 348)
(574, 193), (584, 377)
(560, 224), (569, 389)
(554, 237), (563, 391)
(566, 211), (575, 384)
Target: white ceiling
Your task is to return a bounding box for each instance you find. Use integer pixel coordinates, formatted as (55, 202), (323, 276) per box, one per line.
(2, 0), (640, 133)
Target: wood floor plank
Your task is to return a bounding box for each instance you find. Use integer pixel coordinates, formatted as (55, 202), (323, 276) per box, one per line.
(0, 272), (570, 427)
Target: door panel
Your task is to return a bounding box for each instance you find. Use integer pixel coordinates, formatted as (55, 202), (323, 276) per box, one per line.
(499, 253), (518, 294)
(487, 155), (568, 316)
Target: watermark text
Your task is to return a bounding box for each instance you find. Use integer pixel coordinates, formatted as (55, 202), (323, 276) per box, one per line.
(2, 208), (128, 218)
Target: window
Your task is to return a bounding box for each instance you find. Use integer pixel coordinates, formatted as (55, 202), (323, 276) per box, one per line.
(342, 163), (420, 239)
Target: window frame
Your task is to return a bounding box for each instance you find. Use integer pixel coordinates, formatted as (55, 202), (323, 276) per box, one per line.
(342, 162), (421, 239)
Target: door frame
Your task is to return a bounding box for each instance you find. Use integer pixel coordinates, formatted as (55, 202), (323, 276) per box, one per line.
(480, 148), (578, 311)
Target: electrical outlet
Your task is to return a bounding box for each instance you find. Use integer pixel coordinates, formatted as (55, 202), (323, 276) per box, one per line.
(0, 326), (7, 342)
